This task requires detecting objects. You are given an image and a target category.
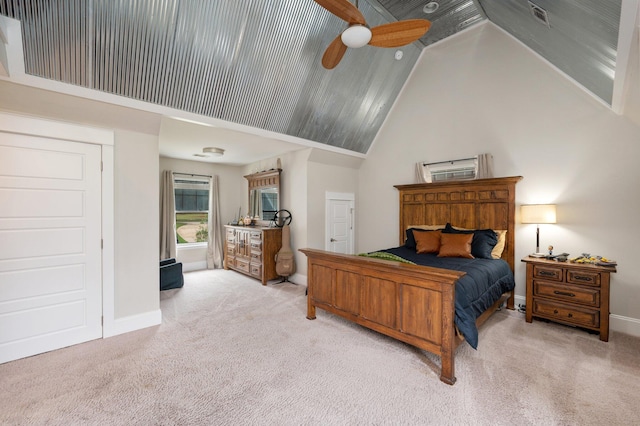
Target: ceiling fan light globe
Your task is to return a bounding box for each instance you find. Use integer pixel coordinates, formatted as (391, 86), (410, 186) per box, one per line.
(341, 25), (372, 48)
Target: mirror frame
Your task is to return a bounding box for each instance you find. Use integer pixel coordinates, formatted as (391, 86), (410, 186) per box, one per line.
(245, 168), (281, 226)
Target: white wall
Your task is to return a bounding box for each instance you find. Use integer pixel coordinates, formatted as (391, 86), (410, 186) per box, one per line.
(159, 156), (244, 270)
(114, 130), (160, 319)
(243, 149), (361, 280)
(283, 150), (310, 279)
(307, 151), (361, 253)
(358, 24), (640, 330)
(622, 17), (640, 127)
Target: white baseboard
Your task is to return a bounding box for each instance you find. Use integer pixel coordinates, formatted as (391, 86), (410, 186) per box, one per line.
(513, 295), (640, 338)
(610, 314), (640, 338)
(290, 272), (307, 287)
(103, 309), (161, 338)
(182, 261), (207, 272)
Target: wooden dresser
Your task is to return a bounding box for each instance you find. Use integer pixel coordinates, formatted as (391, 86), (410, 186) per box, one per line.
(224, 225), (282, 285)
(522, 256), (616, 341)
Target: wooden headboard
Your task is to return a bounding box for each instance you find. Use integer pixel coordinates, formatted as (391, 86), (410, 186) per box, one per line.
(394, 176), (523, 272)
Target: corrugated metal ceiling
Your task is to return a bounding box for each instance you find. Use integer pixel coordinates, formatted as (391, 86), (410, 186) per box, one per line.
(479, 0), (620, 106)
(0, 0), (420, 154)
(0, 0), (623, 155)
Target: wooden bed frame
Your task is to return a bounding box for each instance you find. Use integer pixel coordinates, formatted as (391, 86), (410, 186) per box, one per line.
(300, 176), (522, 385)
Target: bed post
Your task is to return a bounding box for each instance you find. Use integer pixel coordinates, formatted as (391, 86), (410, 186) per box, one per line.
(307, 297), (316, 320)
(507, 291), (515, 310)
(440, 283), (456, 385)
(306, 258), (316, 320)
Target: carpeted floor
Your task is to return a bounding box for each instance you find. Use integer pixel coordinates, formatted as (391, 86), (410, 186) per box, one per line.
(1, 269), (639, 425)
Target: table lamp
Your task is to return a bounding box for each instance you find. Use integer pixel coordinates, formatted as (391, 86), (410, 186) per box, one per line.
(521, 204), (557, 254)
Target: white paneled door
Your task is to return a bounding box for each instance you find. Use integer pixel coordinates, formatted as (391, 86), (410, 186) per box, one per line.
(326, 193), (354, 255)
(0, 133), (102, 363)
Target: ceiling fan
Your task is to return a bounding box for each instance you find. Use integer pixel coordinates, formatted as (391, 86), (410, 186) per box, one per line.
(314, 0), (432, 69)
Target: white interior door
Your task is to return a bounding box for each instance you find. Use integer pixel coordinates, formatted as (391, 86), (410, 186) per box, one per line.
(0, 132), (102, 363)
(326, 193), (354, 254)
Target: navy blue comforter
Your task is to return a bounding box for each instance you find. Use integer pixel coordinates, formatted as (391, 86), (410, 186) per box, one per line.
(381, 246), (515, 349)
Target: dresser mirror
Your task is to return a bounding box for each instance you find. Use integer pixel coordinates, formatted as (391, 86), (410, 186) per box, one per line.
(245, 169), (281, 224)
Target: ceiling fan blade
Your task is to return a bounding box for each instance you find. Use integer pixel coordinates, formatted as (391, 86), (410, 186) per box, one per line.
(369, 19), (431, 48)
(322, 35), (348, 69)
(314, 0), (366, 25)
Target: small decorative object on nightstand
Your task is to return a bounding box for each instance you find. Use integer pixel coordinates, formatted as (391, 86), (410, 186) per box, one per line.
(522, 256), (617, 341)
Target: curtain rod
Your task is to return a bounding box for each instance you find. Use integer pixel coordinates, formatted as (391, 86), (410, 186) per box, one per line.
(423, 156), (476, 167)
(172, 172), (212, 178)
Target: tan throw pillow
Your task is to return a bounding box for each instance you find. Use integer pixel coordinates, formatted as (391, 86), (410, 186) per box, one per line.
(438, 233), (474, 259)
(408, 224), (446, 231)
(491, 230), (507, 259)
(414, 230), (441, 254)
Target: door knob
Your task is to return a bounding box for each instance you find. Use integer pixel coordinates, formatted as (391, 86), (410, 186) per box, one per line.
(330, 238), (336, 242)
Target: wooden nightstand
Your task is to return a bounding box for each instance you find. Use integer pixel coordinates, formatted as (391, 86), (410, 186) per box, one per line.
(521, 256), (616, 341)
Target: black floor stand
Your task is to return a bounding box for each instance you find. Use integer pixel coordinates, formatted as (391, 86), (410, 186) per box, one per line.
(274, 276), (295, 285)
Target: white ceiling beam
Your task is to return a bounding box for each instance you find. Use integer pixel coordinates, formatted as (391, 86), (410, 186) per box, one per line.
(611, 0), (640, 114)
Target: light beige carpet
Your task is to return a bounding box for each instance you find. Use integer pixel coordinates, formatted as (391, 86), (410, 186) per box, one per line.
(1, 269), (639, 425)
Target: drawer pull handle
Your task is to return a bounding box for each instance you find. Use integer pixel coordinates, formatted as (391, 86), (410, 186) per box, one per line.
(553, 290), (575, 297)
(553, 309), (559, 314)
(538, 271), (556, 277)
(573, 275), (593, 282)
(568, 313), (573, 318)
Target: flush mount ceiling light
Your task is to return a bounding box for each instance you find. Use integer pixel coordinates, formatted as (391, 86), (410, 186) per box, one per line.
(202, 147), (224, 157)
(341, 25), (372, 48)
(423, 2), (439, 14)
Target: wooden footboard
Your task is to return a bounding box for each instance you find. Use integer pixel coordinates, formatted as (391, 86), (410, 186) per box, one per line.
(300, 248), (466, 385)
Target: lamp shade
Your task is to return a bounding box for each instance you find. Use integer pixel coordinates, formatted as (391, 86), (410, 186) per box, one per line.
(521, 204), (556, 224)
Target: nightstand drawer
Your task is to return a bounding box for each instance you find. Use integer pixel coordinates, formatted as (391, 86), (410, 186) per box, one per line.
(566, 270), (600, 287)
(533, 281), (600, 307)
(532, 299), (600, 328)
(533, 265), (563, 281)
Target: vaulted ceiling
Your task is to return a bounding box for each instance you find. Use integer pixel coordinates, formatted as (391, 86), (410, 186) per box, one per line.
(0, 0), (625, 157)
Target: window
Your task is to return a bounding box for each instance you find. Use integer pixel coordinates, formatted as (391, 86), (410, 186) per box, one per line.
(261, 188), (278, 221)
(174, 176), (210, 245)
(422, 157), (477, 183)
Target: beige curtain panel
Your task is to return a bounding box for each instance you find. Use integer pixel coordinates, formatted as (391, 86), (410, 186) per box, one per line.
(207, 175), (224, 269)
(476, 153), (494, 179)
(415, 161), (429, 183)
(160, 170), (177, 260)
